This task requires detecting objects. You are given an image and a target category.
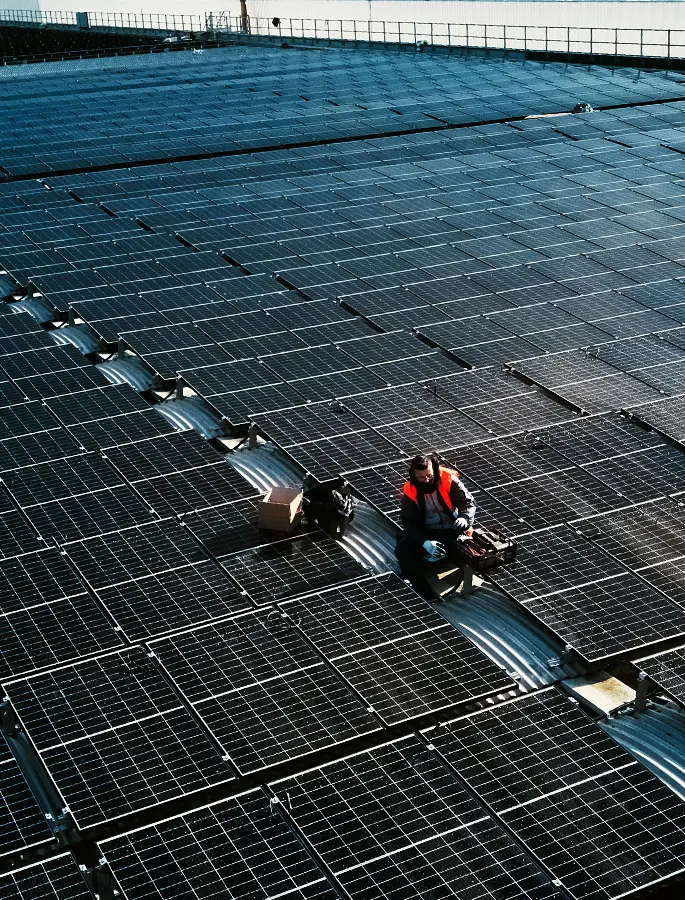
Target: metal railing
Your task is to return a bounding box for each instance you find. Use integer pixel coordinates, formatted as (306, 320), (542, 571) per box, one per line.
(1, 9), (685, 59)
(0, 8), (205, 33)
(208, 13), (685, 60)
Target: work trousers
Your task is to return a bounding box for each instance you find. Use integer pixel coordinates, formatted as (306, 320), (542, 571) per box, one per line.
(395, 530), (462, 600)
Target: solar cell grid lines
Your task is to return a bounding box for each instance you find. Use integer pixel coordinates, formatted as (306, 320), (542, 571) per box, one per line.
(5, 41), (685, 899)
(273, 735), (490, 855)
(102, 791), (337, 900)
(0, 548), (84, 615)
(526, 572), (685, 661)
(102, 430), (221, 482)
(584, 445), (685, 504)
(272, 737), (557, 898)
(287, 574), (513, 723)
(149, 611), (379, 773)
(254, 401), (368, 448)
(577, 500), (685, 571)
(4, 453), (122, 508)
(430, 689), (629, 813)
(491, 526), (628, 602)
(65, 520), (207, 589)
(444, 436), (569, 489)
(130, 461), (260, 516)
(6, 648), (234, 829)
(487, 468), (625, 533)
(0, 855), (93, 900)
(223, 532), (366, 605)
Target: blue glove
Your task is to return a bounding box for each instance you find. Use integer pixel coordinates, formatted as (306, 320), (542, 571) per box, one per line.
(423, 539), (447, 561)
(453, 516), (470, 533)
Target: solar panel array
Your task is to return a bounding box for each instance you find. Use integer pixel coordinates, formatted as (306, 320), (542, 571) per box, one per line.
(1, 35), (685, 900)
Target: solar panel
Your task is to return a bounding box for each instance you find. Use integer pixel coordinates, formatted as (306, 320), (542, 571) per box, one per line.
(441, 435), (567, 489)
(627, 394), (685, 442)
(430, 689), (628, 812)
(367, 352), (465, 385)
(0, 588), (123, 680)
(102, 430), (220, 482)
(130, 461), (259, 516)
(282, 428), (402, 481)
(0, 401), (60, 441)
(0, 856), (93, 900)
(286, 367), (387, 401)
(491, 526), (628, 602)
(576, 500), (685, 571)
(184, 498), (301, 557)
(5, 453), (123, 507)
(102, 790), (337, 900)
(150, 611), (379, 773)
(271, 737), (556, 898)
(487, 469), (624, 532)
(254, 401), (367, 448)
(585, 445), (685, 503)
(428, 688), (685, 899)
(0, 427), (81, 472)
(425, 368), (534, 408)
(525, 571), (685, 661)
(0, 547), (85, 615)
(6, 649), (233, 829)
(501, 765), (685, 900)
(343, 384), (451, 427)
(463, 392), (579, 436)
(180, 358), (280, 396)
(0, 344), (87, 381)
(16, 366), (110, 401)
(287, 574), (513, 723)
(223, 533), (366, 605)
(376, 410), (491, 456)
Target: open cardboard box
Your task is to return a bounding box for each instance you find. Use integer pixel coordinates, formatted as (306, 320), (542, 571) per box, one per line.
(257, 486), (303, 532)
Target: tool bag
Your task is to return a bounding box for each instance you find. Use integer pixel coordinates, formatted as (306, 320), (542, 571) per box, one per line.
(450, 526), (517, 573)
(302, 483), (357, 539)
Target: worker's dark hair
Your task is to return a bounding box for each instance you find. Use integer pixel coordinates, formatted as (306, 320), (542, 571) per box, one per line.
(409, 453), (439, 485)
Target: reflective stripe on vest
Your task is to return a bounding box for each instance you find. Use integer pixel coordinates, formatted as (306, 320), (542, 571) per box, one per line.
(402, 466), (459, 511)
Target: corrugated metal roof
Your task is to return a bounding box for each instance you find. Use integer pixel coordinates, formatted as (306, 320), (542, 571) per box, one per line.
(437, 585), (586, 689)
(225, 442), (307, 491)
(155, 395), (225, 438)
(601, 702), (685, 800)
(98, 356), (157, 391)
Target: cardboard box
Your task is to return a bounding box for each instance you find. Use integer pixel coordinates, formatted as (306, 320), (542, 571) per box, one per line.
(257, 487), (303, 532)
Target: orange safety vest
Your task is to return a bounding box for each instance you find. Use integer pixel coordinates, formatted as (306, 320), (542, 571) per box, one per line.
(402, 466), (459, 511)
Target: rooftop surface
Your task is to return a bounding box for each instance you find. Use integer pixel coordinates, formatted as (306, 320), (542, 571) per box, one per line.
(0, 40), (685, 900)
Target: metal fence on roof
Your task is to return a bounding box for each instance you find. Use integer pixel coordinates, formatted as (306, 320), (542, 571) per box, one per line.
(2, 7), (685, 59)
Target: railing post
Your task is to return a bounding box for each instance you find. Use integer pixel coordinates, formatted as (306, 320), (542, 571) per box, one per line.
(447, 22), (451, 47)
(590, 27), (593, 55)
(640, 28), (643, 58)
(615, 28), (618, 55)
(430, 21), (433, 45)
(353, 19), (356, 43)
(485, 23), (488, 48)
(668, 29), (671, 58)
(466, 22), (469, 47)
(383, 19), (386, 44)
(545, 25), (548, 53)
(524, 24), (527, 50)
(503, 24), (506, 51)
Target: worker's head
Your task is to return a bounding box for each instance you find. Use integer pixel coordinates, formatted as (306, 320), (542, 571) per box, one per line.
(409, 454), (439, 492)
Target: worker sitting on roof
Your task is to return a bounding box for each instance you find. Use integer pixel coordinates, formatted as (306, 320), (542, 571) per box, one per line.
(395, 453), (476, 600)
